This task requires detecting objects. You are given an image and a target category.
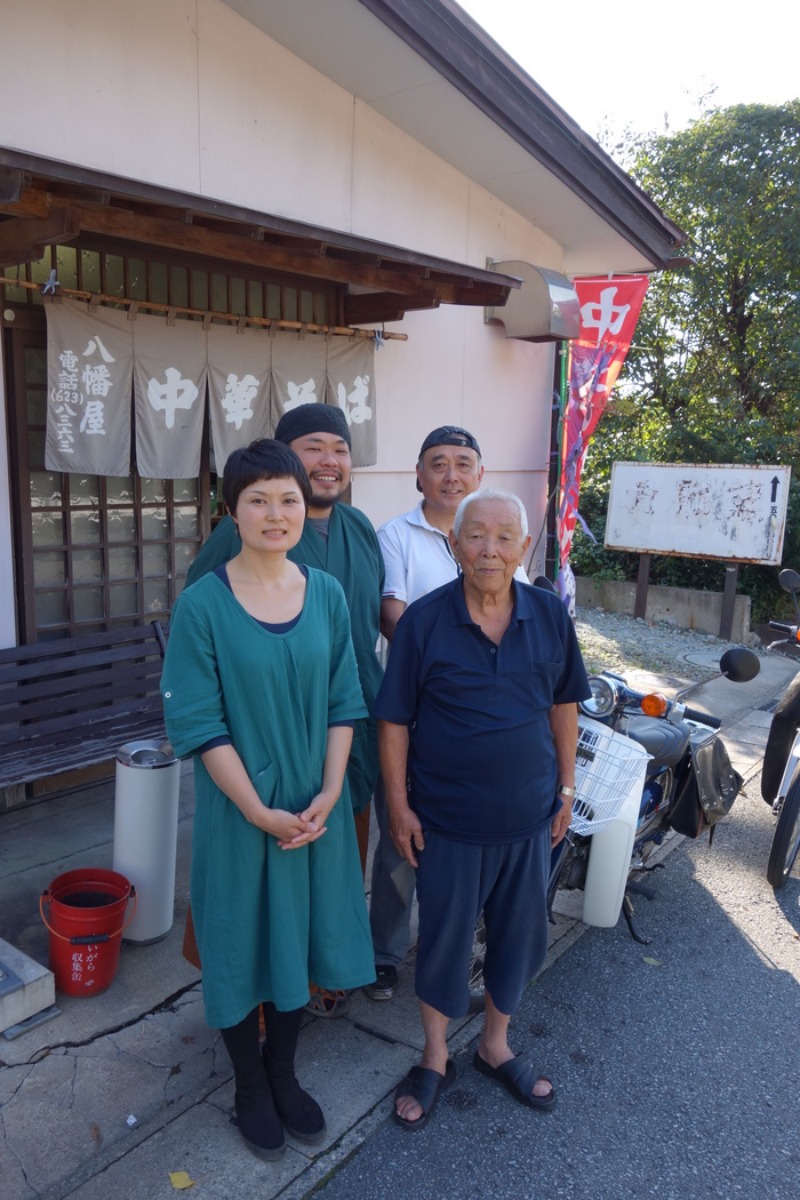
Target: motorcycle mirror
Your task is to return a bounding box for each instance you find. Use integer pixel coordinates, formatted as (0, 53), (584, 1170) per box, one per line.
(719, 646), (760, 683)
(778, 568), (800, 623)
(777, 568), (800, 592)
(778, 568), (800, 593)
(532, 575), (558, 594)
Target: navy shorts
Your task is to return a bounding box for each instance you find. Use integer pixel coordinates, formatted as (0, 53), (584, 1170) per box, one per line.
(414, 827), (551, 1019)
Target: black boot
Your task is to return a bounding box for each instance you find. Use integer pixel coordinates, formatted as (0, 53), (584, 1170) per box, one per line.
(262, 1003), (327, 1144)
(221, 1007), (286, 1160)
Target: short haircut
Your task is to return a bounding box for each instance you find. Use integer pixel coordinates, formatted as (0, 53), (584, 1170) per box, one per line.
(223, 438), (312, 515)
(453, 488), (528, 538)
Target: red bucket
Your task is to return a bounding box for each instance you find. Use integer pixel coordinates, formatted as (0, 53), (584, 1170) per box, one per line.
(40, 868), (136, 997)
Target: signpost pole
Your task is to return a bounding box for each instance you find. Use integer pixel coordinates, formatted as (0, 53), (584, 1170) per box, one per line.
(634, 553), (650, 620)
(719, 564), (739, 641)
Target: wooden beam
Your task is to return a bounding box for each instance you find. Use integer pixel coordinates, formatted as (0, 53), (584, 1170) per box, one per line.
(0, 186), (513, 307)
(72, 202), (468, 298)
(0, 186), (52, 218)
(0, 275), (408, 340)
(343, 291), (441, 324)
(0, 181), (517, 298)
(0, 240), (44, 267)
(0, 207), (80, 267)
(0, 168), (24, 204)
(345, 286), (506, 323)
(451, 283), (508, 306)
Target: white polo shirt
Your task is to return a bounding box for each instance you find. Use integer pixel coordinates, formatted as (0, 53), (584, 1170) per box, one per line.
(378, 501), (527, 607)
(378, 502), (457, 605)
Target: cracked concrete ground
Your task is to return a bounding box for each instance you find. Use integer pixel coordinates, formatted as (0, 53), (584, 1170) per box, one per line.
(1, 652), (797, 1200)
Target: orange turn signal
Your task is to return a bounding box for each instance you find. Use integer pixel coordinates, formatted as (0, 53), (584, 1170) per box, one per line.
(641, 692), (668, 717)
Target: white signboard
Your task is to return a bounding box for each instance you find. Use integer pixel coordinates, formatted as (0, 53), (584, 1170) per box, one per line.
(605, 463), (791, 565)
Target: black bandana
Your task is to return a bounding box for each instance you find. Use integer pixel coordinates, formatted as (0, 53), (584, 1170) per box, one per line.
(275, 403), (352, 448)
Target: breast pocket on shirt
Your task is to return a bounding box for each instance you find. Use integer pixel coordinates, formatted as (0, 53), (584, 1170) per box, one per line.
(509, 659), (562, 708)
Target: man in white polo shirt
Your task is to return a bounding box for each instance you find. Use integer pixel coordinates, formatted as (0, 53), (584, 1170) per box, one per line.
(367, 426), (528, 1001)
(378, 426), (485, 642)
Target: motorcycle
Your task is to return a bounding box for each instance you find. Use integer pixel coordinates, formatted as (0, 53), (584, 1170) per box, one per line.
(760, 567), (800, 889)
(554, 643), (759, 943)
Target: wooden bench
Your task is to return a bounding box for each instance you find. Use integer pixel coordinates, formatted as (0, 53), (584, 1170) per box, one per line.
(0, 620), (168, 792)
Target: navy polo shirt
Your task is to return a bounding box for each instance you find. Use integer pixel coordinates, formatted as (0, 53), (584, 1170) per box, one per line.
(374, 577), (590, 844)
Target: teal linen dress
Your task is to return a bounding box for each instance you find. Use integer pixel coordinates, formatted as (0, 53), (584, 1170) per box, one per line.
(186, 506), (383, 813)
(161, 567), (374, 1027)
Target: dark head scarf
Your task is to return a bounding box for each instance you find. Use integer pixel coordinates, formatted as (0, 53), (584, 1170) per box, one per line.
(274, 403), (352, 448)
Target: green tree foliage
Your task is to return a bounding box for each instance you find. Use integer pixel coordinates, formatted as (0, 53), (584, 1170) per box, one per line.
(571, 102), (800, 621)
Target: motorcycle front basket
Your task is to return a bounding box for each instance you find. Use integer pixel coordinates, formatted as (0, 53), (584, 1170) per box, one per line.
(571, 717), (651, 836)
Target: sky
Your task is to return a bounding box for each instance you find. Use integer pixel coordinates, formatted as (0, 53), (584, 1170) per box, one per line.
(457, 0), (799, 144)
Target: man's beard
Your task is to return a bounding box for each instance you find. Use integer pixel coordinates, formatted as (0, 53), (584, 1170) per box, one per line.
(309, 487), (343, 511)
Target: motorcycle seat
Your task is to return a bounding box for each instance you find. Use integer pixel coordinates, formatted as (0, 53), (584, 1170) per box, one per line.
(623, 716), (690, 767)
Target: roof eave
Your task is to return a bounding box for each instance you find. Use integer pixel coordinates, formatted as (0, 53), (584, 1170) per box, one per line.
(357, 0), (685, 268)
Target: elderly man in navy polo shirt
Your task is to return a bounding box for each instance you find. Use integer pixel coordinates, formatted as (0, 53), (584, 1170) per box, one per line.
(375, 488), (589, 1130)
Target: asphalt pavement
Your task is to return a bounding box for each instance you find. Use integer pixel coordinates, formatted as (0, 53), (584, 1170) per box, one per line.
(1, 652), (798, 1200)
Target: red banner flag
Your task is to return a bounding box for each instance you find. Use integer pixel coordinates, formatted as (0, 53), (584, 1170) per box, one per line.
(557, 275), (649, 606)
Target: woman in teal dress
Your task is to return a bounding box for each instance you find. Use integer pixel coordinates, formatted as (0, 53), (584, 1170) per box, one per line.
(161, 439), (374, 1161)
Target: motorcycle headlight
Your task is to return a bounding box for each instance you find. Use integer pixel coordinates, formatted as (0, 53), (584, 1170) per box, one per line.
(580, 675), (617, 718)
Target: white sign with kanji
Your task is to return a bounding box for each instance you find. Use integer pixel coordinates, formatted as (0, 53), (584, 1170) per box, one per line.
(45, 300), (133, 475)
(606, 462), (791, 565)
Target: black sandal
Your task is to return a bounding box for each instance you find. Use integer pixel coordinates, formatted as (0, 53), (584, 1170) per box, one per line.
(473, 1051), (556, 1110)
(392, 1059), (456, 1131)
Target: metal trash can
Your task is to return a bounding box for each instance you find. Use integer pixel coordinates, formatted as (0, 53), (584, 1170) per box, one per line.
(112, 739), (180, 945)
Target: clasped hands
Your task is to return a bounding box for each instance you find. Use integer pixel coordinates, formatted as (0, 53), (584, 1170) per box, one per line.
(267, 790), (338, 849)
